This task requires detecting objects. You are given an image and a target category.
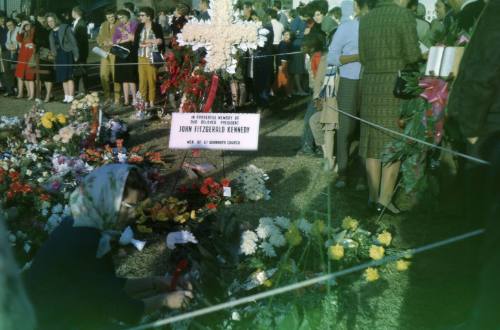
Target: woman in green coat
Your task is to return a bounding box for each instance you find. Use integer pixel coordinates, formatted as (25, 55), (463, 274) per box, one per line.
(358, 0), (421, 214)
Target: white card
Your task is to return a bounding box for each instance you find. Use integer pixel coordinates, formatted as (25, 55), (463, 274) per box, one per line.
(223, 187), (232, 197)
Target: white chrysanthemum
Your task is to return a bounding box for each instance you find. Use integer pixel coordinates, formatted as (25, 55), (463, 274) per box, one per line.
(274, 216), (291, 230)
(242, 230), (258, 242)
(297, 218), (313, 235)
(240, 230), (258, 255)
(240, 239), (257, 256)
(269, 232), (286, 247)
(260, 241), (277, 257)
(256, 224), (271, 239)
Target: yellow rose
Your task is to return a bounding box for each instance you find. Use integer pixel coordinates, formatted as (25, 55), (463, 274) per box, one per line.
(396, 260), (411, 271)
(56, 114), (67, 125)
(364, 267), (380, 282)
(328, 244), (344, 260)
(43, 112), (55, 121)
(377, 231), (392, 246)
(369, 245), (385, 260)
(263, 280), (273, 288)
(341, 216), (359, 231)
(174, 213), (189, 224)
(41, 117), (53, 129)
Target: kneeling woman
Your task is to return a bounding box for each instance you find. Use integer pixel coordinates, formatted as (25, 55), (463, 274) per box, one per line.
(25, 164), (193, 330)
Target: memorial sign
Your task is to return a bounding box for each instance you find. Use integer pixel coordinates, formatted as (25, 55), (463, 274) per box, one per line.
(169, 113), (261, 151)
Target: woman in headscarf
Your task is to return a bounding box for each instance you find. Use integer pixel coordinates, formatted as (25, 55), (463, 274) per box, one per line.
(24, 164), (193, 330)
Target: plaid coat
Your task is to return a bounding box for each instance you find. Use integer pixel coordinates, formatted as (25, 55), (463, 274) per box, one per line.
(358, 0), (421, 159)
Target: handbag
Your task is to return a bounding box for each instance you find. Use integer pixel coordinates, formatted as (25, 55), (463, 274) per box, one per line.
(150, 51), (165, 67)
(110, 44), (131, 60)
(393, 64), (420, 99)
(38, 47), (53, 63)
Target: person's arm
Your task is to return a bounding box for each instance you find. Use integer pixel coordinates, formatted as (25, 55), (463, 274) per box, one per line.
(448, 1), (500, 142)
(96, 23), (106, 47)
(339, 54), (359, 65)
(65, 26), (79, 62)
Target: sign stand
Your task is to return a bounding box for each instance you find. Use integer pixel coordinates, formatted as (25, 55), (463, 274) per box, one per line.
(170, 149), (226, 195)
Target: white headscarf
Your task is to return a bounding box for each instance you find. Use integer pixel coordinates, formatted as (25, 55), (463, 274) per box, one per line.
(69, 164), (135, 258)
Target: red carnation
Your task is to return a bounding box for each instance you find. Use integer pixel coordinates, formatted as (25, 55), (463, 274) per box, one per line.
(203, 177), (214, 186)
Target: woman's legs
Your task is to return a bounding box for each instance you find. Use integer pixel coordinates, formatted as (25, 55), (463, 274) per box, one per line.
(44, 82), (53, 102)
(323, 129), (336, 171)
(26, 80), (35, 100)
(62, 81), (68, 100)
(366, 158), (381, 203)
(379, 161), (401, 212)
(17, 78), (24, 98)
(138, 57), (148, 103)
(123, 83), (130, 105)
(67, 80), (74, 98)
(130, 83), (137, 104)
(146, 65), (157, 106)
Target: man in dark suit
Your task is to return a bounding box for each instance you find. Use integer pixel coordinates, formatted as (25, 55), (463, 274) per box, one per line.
(448, 0), (499, 154)
(71, 6), (88, 95)
(448, 0), (485, 32)
(448, 3), (500, 327)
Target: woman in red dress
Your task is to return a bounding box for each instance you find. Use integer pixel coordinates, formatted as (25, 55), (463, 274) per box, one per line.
(15, 20), (36, 100)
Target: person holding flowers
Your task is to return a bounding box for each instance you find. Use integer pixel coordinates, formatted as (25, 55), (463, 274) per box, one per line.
(24, 165), (193, 330)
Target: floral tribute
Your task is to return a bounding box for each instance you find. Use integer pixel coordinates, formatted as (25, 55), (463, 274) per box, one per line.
(382, 29), (473, 196)
(0, 94), (166, 264)
(176, 0), (260, 73)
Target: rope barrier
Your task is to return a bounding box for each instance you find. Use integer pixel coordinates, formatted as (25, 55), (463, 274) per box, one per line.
(0, 50), (305, 67)
(126, 228), (485, 330)
(324, 103), (490, 166)
(244, 51), (304, 59)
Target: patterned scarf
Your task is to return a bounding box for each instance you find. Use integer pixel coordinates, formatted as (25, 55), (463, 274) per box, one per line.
(69, 164), (135, 258)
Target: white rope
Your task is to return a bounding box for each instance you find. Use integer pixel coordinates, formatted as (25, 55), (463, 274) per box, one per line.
(126, 228), (485, 330)
(0, 50), (305, 67)
(244, 51), (304, 59)
(325, 103), (490, 165)
(0, 58), (157, 67)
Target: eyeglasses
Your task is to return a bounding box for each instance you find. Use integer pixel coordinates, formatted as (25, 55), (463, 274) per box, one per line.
(139, 14), (146, 17)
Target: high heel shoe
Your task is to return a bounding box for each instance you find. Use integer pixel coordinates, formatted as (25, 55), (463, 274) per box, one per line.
(375, 203), (404, 216)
